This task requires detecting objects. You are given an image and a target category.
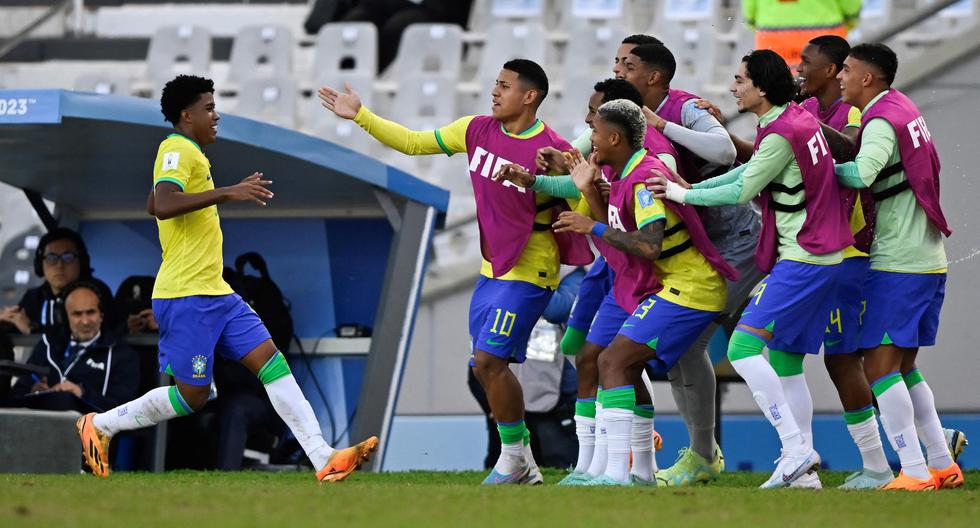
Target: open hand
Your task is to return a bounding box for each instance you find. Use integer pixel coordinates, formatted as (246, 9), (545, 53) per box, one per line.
(535, 147), (571, 173)
(225, 173), (274, 206)
(553, 211), (597, 235)
(694, 99), (725, 124)
(646, 169), (688, 203)
(492, 163), (536, 188)
(568, 151), (599, 192)
(318, 83), (363, 120)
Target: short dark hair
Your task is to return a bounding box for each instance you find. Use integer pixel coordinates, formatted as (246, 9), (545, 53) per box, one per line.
(34, 227), (92, 278)
(849, 43), (898, 86)
(629, 44), (676, 82)
(741, 50), (797, 106)
(808, 35), (850, 72)
(621, 34), (664, 47)
(593, 78), (644, 107)
(160, 75), (215, 126)
(502, 58), (549, 104)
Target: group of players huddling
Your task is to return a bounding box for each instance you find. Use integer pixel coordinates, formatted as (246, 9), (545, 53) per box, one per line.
(73, 26), (966, 491)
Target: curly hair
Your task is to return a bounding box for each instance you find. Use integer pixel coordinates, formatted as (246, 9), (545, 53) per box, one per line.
(597, 99), (647, 151)
(160, 75), (215, 125)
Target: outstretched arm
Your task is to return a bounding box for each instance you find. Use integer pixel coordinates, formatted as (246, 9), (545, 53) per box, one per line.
(318, 83), (469, 156)
(553, 212), (665, 261)
(152, 173), (273, 220)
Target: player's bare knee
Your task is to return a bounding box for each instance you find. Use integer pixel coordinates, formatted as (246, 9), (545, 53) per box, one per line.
(472, 351), (506, 380)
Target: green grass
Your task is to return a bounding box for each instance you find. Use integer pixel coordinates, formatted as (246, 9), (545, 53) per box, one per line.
(2, 469), (977, 528)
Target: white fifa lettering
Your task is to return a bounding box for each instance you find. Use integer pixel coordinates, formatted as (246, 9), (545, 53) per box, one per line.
(907, 119), (922, 149)
(807, 131), (828, 165)
(469, 146), (489, 172)
(608, 205), (626, 231)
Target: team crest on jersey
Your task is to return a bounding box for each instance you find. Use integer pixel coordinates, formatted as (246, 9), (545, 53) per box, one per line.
(191, 355), (208, 378)
(637, 189), (654, 208)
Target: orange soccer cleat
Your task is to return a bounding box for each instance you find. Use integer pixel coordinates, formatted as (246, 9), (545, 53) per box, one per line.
(76, 413), (112, 478)
(654, 430), (663, 452)
(316, 436), (380, 483)
(930, 463), (965, 489)
(881, 471), (937, 491)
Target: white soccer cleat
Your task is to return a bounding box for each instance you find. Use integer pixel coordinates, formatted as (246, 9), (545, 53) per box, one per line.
(788, 471), (822, 489)
(760, 449), (821, 489)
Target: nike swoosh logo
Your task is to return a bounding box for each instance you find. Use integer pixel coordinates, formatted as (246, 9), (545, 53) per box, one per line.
(622, 324), (635, 328)
(826, 340), (842, 347)
(486, 338), (506, 346)
(742, 312), (751, 316)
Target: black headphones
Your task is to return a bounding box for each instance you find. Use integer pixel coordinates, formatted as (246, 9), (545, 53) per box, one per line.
(34, 227), (92, 278)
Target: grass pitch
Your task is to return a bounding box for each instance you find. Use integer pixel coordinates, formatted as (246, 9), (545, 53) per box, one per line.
(2, 469), (976, 528)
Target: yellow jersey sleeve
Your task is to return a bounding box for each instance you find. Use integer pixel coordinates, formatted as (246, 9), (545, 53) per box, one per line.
(633, 183), (666, 229)
(845, 106), (862, 129)
(153, 139), (197, 191)
(434, 116), (473, 156)
(353, 106), (473, 156)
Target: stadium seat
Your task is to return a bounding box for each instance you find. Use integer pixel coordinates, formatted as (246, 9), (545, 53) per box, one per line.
(477, 22), (547, 88)
(314, 22), (378, 79)
(73, 73), (131, 95)
(652, 0), (722, 90)
(391, 74), (458, 122)
(393, 24), (465, 80)
(228, 25), (294, 83)
(145, 25), (211, 87)
(562, 17), (626, 79)
(235, 76), (298, 128)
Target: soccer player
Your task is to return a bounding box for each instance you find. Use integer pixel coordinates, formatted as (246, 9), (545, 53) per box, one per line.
(76, 75), (378, 481)
(318, 59), (594, 485)
(650, 50), (854, 488)
(524, 78), (674, 484)
(552, 99), (736, 486)
(835, 43), (963, 490)
(618, 42), (764, 485)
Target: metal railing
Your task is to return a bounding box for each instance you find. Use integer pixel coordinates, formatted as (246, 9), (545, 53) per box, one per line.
(0, 0), (82, 61)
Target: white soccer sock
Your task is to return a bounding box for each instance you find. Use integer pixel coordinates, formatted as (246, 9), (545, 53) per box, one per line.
(94, 386), (184, 436)
(876, 380), (930, 480)
(630, 415), (655, 481)
(779, 373), (814, 448)
(603, 408), (633, 483)
(573, 415), (596, 474)
(495, 441), (525, 474)
(523, 439), (539, 473)
(731, 355), (807, 455)
(586, 403), (608, 478)
(846, 414), (891, 474)
(908, 380), (955, 469)
(264, 374), (335, 470)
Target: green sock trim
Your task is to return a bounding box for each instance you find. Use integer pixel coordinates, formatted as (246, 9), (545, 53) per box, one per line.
(881, 332), (893, 345)
(903, 369), (925, 388)
(769, 349), (804, 377)
(634, 404), (655, 419)
(497, 421), (527, 445)
(561, 327), (587, 356)
(257, 351), (292, 385)
(575, 399), (597, 418)
(728, 330), (767, 362)
(871, 373), (903, 398)
(523, 428), (531, 446)
(601, 386), (636, 410)
(168, 385), (193, 417)
(843, 406), (875, 425)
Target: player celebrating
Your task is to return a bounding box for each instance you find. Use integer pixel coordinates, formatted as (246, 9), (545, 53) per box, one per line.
(319, 59), (593, 485)
(618, 41), (763, 485)
(76, 75), (378, 481)
(835, 43), (962, 490)
(650, 50), (854, 488)
(518, 78), (675, 484)
(552, 99), (736, 486)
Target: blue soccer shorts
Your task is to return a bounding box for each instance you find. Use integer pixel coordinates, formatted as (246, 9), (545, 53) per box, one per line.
(469, 276), (554, 365)
(824, 257), (871, 355)
(858, 270), (945, 349)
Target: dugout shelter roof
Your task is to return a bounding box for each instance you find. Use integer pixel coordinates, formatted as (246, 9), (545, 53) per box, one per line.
(0, 89), (449, 220)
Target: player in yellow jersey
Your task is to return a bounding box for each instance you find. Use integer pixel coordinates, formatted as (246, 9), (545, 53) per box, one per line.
(77, 75), (377, 481)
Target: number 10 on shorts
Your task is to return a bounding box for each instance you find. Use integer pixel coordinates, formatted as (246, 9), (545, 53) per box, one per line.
(490, 308), (516, 336)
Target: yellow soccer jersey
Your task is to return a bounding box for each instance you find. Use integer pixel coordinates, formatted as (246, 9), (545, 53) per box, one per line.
(632, 183), (727, 312)
(842, 194), (870, 259)
(151, 133), (233, 299)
